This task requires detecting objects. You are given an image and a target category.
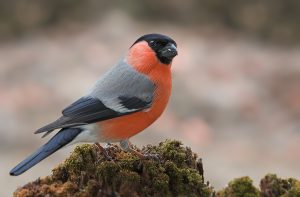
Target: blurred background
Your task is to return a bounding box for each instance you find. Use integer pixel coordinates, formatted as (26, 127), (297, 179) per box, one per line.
(1, 0), (300, 196)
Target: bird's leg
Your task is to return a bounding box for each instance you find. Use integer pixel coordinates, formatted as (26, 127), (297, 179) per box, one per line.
(119, 140), (159, 161)
(119, 140), (145, 159)
(94, 142), (113, 161)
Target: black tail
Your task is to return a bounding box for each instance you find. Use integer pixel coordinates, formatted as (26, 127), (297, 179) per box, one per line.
(10, 128), (82, 176)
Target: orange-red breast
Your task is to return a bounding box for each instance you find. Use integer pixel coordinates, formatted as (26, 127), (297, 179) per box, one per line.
(10, 33), (177, 176)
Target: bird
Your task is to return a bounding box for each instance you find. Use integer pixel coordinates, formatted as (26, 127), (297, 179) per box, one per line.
(10, 33), (178, 176)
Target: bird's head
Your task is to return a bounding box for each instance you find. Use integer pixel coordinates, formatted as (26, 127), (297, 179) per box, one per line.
(127, 34), (177, 73)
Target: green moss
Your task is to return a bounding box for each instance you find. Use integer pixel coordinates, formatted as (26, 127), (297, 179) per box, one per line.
(14, 140), (213, 197)
(116, 151), (141, 171)
(165, 160), (210, 197)
(50, 144), (98, 184)
(83, 180), (99, 196)
(96, 161), (120, 185)
(260, 174), (300, 197)
(152, 174), (169, 194)
(63, 144), (96, 174)
(157, 140), (187, 167)
(215, 175), (300, 197)
(217, 176), (260, 197)
(13, 140), (300, 197)
(118, 169), (141, 184)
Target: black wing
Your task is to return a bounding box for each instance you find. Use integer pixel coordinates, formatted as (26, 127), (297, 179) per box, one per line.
(35, 96), (151, 136)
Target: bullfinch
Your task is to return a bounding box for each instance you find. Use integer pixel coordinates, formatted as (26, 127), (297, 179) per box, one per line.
(10, 33), (177, 176)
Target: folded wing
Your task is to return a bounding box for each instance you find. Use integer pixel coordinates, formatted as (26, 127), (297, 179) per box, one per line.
(35, 95), (152, 137)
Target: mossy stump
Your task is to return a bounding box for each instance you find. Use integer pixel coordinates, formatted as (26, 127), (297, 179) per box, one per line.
(14, 140), (212, 197)
(13, 140), (300, 197)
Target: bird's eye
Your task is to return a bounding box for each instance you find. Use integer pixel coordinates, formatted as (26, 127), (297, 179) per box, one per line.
(149, 40), (167, 48)
(149, 40), (156, 47)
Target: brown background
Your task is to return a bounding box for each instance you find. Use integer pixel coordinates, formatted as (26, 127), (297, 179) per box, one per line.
(1, 1), (300, 196)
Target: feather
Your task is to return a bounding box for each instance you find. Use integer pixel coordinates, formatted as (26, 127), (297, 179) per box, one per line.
(10, 128), (82, 176)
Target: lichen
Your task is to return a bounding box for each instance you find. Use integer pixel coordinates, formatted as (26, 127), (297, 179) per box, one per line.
(14, 140), (212, 197)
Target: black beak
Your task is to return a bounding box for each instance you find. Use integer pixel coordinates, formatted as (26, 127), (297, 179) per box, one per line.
(159, 43), (178, 59)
